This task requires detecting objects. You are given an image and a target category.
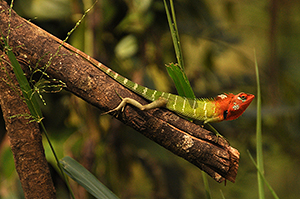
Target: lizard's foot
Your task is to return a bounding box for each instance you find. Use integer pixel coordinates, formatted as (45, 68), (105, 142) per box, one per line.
(101, 91), (125, 116)
(216, 132), (230, 145)
(101, 98), (128, 116)
(101, 97), (145, 116)
(215, 132), (228, 144)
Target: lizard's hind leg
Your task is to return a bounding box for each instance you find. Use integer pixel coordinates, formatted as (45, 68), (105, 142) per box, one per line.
(102, 95), (167, 115)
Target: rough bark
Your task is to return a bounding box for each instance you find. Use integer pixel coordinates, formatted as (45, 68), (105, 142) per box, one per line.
(0, 0), (239, 183)
(0, 52), (56, 197)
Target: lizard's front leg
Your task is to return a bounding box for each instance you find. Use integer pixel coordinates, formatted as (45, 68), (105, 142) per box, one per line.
(103, 97), (168, 115)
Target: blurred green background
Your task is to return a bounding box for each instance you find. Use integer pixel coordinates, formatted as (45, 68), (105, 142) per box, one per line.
(1, 0), (300, 198)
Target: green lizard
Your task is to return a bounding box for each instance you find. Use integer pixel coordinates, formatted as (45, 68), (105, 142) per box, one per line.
(28, 21), (254, 124)
(72, 47), (254, 124)
(99, 66), (255, 123)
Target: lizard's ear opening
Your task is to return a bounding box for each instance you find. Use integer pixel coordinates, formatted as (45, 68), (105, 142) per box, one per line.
(223, 110), (228, 120)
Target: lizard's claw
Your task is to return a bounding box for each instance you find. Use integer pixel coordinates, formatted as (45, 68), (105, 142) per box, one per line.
(101, 108), (119, 116)
(101, 90), (125, 116)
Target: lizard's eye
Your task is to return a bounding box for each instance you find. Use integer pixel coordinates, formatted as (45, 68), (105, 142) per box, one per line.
(238, 94), (247, 102)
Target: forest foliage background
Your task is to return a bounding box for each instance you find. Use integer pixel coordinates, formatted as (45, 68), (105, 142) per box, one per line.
(1, 0), (300, 198)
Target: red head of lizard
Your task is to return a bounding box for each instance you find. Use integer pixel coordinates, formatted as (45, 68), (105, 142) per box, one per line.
(215, 92), (255, 122)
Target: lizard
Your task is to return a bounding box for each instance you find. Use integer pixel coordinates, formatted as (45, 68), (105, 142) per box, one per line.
(68, 46), (255, 124)
(26, 20), (255, 124)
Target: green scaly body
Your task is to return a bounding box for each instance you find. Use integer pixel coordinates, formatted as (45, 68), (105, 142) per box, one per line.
(96, 63), (218, 123)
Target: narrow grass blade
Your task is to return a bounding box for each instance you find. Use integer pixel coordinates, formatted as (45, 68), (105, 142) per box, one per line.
(163, 0), (195, 99)
(202, 171), (211, 199)
(163, 0), (184, 70)
(247, 151), (279, 199)
(1, 36), (43, 119)
(220, 189), (226, 199)
(60, 156), (119, 199)
(254, 50), (265, 199)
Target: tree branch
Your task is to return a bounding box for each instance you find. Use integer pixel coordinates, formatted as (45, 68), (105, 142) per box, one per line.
(0, 50), (56, 197)
(0, 0), (239, 183)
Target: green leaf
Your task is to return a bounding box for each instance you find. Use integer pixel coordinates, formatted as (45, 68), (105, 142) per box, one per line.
(166, 63), (195, 99)
(60, 156), (120, 199)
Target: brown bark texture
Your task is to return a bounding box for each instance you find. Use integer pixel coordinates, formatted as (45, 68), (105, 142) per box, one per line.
(0, 2), (56, 198)
(0, 0), (239, 184)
